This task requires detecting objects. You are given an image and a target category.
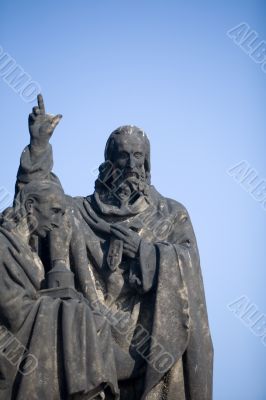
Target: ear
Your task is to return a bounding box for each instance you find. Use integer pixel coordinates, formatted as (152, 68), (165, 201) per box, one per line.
(25, 198), (34, 214)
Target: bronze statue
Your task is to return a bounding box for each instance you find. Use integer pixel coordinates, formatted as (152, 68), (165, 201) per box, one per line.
(0, 94), (213, 399)
(0, 184), (119, 399)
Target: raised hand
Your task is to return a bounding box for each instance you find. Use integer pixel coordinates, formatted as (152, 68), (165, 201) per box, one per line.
(29, 94), (62, 147)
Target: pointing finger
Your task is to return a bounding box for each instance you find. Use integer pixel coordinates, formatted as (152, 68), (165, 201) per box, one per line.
(37, 94), (45, 114)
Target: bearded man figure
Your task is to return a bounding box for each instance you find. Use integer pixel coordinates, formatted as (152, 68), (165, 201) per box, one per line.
(15, 95), (213, 400)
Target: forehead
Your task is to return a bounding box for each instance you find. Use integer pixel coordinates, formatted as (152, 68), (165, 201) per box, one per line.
(42, 191), (66, 209)
(114, 134), (145, 153)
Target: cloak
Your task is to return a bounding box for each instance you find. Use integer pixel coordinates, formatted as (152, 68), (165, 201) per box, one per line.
(15, 143), (213, 399)
(0, 225), (119, 400)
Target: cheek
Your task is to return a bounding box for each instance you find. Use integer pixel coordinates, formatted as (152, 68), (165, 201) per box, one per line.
(37, 209), (50, 225)
(136, 160), (145, 169)
(113, 159), (128, 170)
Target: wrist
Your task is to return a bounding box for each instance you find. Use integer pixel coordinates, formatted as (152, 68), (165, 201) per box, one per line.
(30, 138), (50, 151)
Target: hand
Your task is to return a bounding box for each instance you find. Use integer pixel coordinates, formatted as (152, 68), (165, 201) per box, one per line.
(29, 94), (62, 147)
(49, 209), (73, 265)
(110, 224), (141, 259)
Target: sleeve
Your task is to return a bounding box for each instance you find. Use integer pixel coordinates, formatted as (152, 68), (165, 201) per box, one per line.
(128, 200), (198, 294)
(15, 143), (61, 196)
(128, 239), (157, 293)
(0, 250), (37, 333)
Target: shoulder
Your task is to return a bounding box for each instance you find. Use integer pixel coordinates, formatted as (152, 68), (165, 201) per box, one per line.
(150, 186), (190, 221)
(0, 228), (16, 261)
(149, 186), (197, 245)
(164, 197), (188, 216)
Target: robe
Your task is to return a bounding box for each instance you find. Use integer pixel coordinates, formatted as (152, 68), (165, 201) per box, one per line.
(0, 225), (119, 400)
(15, 143), (213, 399)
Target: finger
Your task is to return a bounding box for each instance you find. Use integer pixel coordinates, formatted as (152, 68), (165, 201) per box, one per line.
(28, 113), (36, 123)
(123, 243), (136, 252)
(111, 230), (132, 247)
(32, 106), (40, 115)
(110, 227), (127, 241)
(37, 94), (45, 114)
(123, 249), (135, 258)
(50, 114), (62, 129)
(111, 224), (130, 236)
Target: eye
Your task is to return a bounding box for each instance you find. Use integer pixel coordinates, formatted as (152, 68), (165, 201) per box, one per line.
(119, 151), (129, 159)
(134, 152), (143, 159)
(51, 208), (62, 214)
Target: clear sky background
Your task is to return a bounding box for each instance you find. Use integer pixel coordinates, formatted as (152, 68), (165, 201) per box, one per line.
(0, 1), (266, 399)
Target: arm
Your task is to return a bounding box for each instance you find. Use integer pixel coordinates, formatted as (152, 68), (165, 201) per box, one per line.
(108, 201), (198, 294)
(15, 94), (62, 195)
(0, 245), (37, 333)
(15, 95), (72, 272)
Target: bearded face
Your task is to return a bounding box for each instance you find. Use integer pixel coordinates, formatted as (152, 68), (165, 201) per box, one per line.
(96, 132), (149, 205)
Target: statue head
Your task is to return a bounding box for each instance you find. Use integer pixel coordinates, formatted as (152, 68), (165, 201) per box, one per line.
(96, 126), (151, 204)
(104, 125), (151, 181)
(10, 180), (66, 238)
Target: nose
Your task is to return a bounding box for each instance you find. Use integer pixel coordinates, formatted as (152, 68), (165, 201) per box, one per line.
(52, 214), (62, 228)
(128, 154), (136, 169)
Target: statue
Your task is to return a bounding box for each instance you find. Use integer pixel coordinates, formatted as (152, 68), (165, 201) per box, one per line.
(0, 181), (119, 399)
(1, 94), (213, 399)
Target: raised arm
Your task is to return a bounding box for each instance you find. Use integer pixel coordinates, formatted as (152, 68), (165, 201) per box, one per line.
(15, 94), (62, 194)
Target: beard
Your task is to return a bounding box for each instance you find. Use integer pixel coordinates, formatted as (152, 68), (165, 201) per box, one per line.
(95, 164), (149, 206)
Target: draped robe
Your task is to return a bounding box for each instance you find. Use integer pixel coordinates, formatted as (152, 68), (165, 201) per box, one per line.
(14, 143), (213, 400)
(0, 225), (119, 400)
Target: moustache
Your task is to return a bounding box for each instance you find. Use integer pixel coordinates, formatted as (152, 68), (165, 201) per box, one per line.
(122, 168), (143, 180)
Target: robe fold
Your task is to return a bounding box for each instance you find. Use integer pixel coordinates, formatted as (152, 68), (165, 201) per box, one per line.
(0, 227), (119, 400)
(13, 143), (213, 399)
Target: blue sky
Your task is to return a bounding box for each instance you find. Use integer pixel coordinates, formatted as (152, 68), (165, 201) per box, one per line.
(1, 1), (266, 399)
